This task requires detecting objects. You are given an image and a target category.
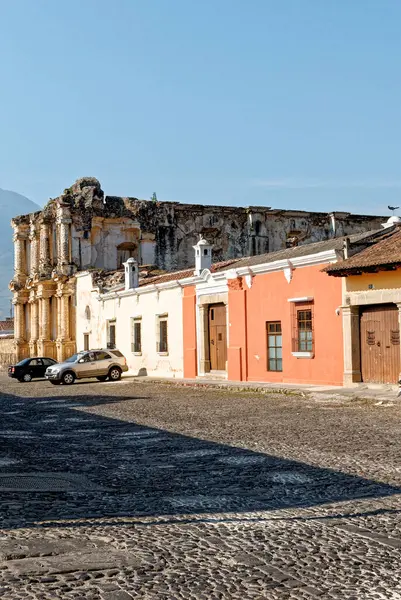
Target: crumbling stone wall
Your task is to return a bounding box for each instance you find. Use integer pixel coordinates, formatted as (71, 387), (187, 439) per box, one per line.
(13, 177), (385, 276)
(116, 198), (385, 271)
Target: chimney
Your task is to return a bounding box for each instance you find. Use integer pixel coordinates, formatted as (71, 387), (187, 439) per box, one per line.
(123, 257), (139, 291)
(193, 236), (213, 276)
(343, 237), (350, 259)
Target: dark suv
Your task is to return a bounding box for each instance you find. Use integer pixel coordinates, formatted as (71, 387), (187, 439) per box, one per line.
(8, 357), (58, 382)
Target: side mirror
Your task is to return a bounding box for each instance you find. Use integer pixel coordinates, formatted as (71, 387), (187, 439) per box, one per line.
(78, 358), (85, 364)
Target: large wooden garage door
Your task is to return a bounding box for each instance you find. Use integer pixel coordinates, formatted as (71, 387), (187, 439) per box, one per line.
(360, 304), (400, 383)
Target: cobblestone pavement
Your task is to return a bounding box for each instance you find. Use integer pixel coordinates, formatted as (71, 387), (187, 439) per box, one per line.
(1, 374), (401, 598)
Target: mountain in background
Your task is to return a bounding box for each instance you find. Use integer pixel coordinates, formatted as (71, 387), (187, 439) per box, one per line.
(0, 189), (40, 319)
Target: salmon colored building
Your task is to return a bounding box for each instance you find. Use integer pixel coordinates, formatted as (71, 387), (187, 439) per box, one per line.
(183, 230), (392, 387)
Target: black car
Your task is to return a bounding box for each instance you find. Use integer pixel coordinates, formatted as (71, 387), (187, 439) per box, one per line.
(8, 357), (58, 382)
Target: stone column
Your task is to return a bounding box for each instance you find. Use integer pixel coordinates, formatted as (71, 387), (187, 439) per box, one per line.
(29, 299), (39, 356)
(13, 301), (26, 342)
(58, 219), (71, 267)
(39, 297), (51, 341)
(198, 304), (211, 374)
(13, 295), (29, 361)
(342, 305), (361, 385)
(55, 285), (73, 362)
(29, 222), (39, 276)
(39, 222), (51, 272)
(13, 226), (27, 279)
(60, 294), (70, 340)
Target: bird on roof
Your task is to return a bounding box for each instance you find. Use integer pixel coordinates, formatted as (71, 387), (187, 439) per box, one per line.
(388, 205), (399, 213)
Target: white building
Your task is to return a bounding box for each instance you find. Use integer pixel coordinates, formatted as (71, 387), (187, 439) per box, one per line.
(75, 262), (190, 378)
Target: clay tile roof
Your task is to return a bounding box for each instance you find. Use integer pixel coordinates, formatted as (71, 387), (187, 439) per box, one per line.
(213, 229), (387, 271)
(325, 226), (401, 276)
(0, 319), (13, 331)
(138, 259), (240, 287)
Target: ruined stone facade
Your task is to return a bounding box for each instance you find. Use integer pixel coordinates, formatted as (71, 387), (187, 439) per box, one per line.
(10, 177), (385, 361)
(10, 177), (141, 361)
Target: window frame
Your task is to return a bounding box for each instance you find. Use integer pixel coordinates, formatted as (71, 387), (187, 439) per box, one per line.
(107, 319), (116, 350)
(131, 317), (142, 354)
(290, 301), (315, 358)
(266, 321), (283, 372)
(157, 314), (168, 354)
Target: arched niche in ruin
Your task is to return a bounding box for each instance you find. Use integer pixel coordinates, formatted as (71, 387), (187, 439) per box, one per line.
(117, 242), (138, 268)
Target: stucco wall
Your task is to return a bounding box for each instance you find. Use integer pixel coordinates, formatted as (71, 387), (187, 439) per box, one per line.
(182, 265), (344, 386)
(345, 269), (401, 292)
(76, 274), (184, 378)
(228, 265), (344, 386)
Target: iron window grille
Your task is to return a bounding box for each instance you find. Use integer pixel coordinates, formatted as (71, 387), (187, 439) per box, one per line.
(291, 302), (314, 353)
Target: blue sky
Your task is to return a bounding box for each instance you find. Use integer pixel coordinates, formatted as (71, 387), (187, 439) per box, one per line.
(0, 0), (400, 214)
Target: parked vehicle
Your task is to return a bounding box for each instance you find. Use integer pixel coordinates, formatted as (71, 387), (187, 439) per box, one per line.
(8, 357), (58, 382)
(45, 349), (128, 385)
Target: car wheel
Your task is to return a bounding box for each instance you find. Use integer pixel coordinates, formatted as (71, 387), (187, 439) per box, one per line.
(22, 373), (32, 382)
(50, 380), (61, 385)
(96, 376), (108, 382)
(108, 367), (122, 381)
(61, 371), (75, 385)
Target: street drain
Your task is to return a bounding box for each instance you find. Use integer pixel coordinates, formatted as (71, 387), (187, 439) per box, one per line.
(0, 472), (105, 492)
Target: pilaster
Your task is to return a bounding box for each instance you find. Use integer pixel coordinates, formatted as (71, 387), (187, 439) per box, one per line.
(396, 303), (401, 383)
(198, 304), (211, 374)
(342, 305), (361, 385)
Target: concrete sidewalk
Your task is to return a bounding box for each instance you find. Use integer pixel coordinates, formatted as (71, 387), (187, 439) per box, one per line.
(124, 374), (400, 404)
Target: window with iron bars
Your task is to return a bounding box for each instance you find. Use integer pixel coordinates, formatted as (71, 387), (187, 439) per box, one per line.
(291, 303), (314, 353)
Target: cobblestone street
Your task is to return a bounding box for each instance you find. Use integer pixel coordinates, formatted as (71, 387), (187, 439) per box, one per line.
(1, 374), (401, 598)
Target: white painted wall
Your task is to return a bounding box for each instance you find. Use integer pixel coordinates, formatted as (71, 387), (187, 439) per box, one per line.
(76, 273), (184, 378)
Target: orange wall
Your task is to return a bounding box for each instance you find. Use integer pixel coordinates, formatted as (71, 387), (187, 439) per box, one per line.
(183, 286), (197, 378)
(228, 265), (344, 386)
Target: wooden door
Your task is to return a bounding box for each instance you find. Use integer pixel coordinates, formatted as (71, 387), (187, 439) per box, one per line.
(209, 304), (227, 371)
(360, 304), (400, 383)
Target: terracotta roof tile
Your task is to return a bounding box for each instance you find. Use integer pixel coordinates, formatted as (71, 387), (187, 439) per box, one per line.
(325, 226), (401, 275)
(213, 229), (386, 271)
(0, 319), (14, 331)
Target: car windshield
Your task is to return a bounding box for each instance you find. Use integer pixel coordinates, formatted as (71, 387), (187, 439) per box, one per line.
(16, 358), (30, 366)
(64, 353), (84, 363)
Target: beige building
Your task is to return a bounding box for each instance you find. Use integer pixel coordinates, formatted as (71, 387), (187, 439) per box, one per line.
(10, 178), (141, 362)
(325, 219), (401, 385)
